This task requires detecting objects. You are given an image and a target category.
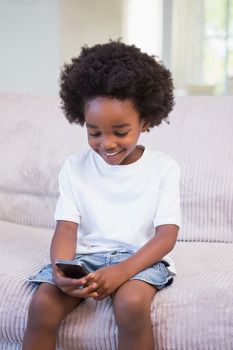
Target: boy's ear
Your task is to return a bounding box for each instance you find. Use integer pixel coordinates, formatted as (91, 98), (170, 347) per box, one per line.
(141, 121), (150, 132)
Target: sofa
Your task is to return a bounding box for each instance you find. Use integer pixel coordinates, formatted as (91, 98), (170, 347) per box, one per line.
(0, 93), (232, 350)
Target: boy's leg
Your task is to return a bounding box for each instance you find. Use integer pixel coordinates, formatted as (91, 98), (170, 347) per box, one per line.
(23, 283), (83, 350)
(112, 280), (157, 350)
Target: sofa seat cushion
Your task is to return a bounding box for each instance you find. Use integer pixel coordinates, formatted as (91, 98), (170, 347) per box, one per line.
(0, 221), (232, 350)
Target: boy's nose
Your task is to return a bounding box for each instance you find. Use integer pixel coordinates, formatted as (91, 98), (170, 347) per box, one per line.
(101, 136), (117, 149)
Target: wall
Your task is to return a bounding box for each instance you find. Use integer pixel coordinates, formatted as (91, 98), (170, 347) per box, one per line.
(122, 0), (163, 58)
(59, 0), (122, 64)
(0, 0), (162, 96)
(171, 0), (204, 93)
(0, 0), (60, 96)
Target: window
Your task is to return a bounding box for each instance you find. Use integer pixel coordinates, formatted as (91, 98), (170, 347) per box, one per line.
(171, 0), (233, 95)
(203, 0), (233, 94)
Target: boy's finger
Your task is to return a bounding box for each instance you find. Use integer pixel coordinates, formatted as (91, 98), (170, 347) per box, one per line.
(57, 275), (87, 289)
(69, 283), (97, 298)
(84, 273), (96, 283)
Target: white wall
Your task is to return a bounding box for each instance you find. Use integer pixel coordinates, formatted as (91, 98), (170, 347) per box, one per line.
(0, 0), (122, 96)
(171, 0), (204, 92)
(0, 0), (162, 96)
(0, 0), (60, 96)
(122, 0), (163, 58)
(59, 0), (122, 64)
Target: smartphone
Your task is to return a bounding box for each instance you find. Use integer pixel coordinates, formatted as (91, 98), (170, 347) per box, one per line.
(55, 259), (89, 279)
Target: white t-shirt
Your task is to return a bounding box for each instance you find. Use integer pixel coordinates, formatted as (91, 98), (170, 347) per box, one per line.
(54, 147), (181, 274)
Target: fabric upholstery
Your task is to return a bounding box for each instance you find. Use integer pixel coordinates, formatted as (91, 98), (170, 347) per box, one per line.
(0, 221), (232, 350)
(1, 94), (232, 242)
(0, 94), (233, 349)
(0, 94), (87, 228)
(140, 96), (233, 243)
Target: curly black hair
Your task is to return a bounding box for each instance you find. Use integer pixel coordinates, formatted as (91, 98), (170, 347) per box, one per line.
(60, 40), (174, 128)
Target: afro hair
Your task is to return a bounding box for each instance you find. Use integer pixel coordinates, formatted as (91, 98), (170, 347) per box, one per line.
(60, 40), (174, 128)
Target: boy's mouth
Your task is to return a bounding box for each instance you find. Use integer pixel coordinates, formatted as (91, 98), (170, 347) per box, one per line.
(104, 151), (120, 156)
(101, 149), (125, 164)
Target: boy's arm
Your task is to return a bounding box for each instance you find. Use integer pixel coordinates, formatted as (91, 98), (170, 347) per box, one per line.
(87, 224), (179, 300)
(50, 220), (78, 266)
(119, 224), (179, 278)
(50, 220), (99, 298)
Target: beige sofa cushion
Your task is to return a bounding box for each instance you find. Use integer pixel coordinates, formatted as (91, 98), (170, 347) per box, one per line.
(141, 96), (233, 243)
(0, 221), (232, 350)
(0, 94), (87, 229)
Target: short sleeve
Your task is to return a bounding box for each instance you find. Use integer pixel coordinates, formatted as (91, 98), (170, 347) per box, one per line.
(153, 161), (181, 228)
(54, 160), (81, 224)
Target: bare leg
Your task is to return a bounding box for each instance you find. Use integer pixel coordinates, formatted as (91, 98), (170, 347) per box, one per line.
(23, 283), (83, 350)
(112, 280), (157, 350)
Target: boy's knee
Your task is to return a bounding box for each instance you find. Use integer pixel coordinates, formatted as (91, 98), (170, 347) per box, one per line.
(113, 294), (150, 330)
(28, 288), (61, 329)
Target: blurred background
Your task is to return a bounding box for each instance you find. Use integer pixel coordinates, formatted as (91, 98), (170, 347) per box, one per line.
(0, 0), (232, 97)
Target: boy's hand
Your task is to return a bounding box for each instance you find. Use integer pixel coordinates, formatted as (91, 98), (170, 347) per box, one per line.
(53, 265), (98, 298)
(84, 264), (129, 300)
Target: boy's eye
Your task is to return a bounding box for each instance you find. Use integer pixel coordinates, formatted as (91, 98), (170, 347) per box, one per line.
(114, 131), (129, 137)
(88, 131), (129, 137)
(89, 133), (101, 137)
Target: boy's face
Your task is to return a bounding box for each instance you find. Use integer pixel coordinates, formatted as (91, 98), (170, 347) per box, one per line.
(84, 97), (149, 165)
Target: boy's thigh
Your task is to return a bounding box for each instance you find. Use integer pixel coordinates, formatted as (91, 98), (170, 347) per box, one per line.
(30, 283), (83, 319)
(112, 280), (157, 317)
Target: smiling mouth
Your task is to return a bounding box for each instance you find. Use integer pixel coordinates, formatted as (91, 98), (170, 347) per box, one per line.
(104, 151), (121, 156)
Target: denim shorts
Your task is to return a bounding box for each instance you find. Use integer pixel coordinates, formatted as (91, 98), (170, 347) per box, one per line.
(28, 251), (174, 290)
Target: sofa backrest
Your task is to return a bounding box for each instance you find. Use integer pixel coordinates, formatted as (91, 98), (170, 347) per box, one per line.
(0, 94), (232, 243)
(0, 94), (87, 229)
(140, 96), (233, 243)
